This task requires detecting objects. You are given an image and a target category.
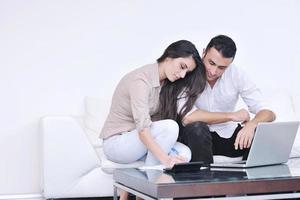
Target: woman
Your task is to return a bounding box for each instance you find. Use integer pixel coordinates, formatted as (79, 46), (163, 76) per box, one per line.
(100, 40), (206, 200)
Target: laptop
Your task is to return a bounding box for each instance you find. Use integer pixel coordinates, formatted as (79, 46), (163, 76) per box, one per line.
(210, 164), (291, 179)
(245, 164), (291, 179)
(210, 121), (299, 169)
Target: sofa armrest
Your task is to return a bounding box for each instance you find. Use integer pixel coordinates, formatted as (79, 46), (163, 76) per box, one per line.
(40, 115), (101, 198)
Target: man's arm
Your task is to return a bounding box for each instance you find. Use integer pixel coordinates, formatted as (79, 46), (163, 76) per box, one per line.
(231, 66), (276, 150)
(234, 109), (276, 150)
(176, 92), (249, 126)
(182, 108), (250, 126)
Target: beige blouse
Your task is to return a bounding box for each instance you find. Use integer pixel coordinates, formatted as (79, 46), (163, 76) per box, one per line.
(100, 63), (161, 139)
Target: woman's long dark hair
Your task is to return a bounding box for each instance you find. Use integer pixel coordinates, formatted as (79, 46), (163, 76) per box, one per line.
(156, 40), (206, 122)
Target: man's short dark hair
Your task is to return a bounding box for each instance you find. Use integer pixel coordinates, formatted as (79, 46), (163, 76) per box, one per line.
(206, 35), (237, 59)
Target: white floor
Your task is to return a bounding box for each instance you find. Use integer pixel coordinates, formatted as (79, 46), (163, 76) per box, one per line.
(0, 194), (43, 200)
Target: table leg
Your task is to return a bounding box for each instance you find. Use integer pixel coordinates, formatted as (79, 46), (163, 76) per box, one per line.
(113, 183), (118, 200)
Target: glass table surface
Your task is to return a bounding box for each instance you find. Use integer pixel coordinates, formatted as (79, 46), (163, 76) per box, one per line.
(113, 158), (300, 199)
(115, 158), (300, 185)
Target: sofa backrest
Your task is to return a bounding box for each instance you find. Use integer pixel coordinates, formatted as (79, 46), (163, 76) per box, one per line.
(83, 93), (300, 157)
(235, 90), (297, 122)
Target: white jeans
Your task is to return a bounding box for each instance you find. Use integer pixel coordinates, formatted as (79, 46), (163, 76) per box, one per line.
(103, 119), (191, 166)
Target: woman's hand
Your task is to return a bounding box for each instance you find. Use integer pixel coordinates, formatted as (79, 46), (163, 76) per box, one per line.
(163, 155), (187, 168)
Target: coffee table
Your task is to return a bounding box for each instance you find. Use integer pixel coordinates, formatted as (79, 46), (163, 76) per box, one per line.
(113, 158), (300, 199)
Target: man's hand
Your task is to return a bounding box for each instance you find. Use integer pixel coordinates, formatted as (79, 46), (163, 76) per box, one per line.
(231, 109), (250, 123)
(234, 109), (276, 150)
(234, 121), (257, 150)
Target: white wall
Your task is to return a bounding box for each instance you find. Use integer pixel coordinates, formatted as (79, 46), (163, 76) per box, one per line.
(0, 0), (299, 196)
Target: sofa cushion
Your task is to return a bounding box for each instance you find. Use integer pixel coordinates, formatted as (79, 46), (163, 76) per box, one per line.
(41, 116), (102, 198)
(290, 93), (300, 158)
(293, 93), (300, 120)
(213, 155), (243, 163)
(84, 128), (103, 147)
(84, 96), (111, 147)
(264, 90), (296, 121)
(236, 89), (296, 121)
(293, 92), (300, 120)
(64, 167), (114, 197)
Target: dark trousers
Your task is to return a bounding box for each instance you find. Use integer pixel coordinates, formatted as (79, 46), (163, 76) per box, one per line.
(178, 122), (250, 164)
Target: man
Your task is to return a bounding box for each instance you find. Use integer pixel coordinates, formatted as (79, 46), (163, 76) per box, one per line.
(178, 35), (276, 163)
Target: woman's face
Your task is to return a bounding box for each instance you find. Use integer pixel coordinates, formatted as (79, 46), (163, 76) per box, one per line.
(165, 56), (196, 82)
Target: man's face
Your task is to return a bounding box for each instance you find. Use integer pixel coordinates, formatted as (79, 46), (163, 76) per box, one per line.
(202, 47), (233, 84)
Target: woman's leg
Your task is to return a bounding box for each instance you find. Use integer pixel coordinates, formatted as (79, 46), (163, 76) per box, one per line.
(104, 133), (147, 200)
(169, 142), (192, 162)
(144, 119), (179, 165)
(119, 190), (129, 200)
(103, 119), (180, 165)
(103, 130), (147, 164)
(103, 120), (186, 200)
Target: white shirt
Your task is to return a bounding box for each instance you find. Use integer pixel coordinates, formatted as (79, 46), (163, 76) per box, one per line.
(179, 64), (267, 138)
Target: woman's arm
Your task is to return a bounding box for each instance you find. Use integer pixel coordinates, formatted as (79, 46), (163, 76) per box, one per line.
(129, 80), (185, 167)
(139, 127), (185, 167)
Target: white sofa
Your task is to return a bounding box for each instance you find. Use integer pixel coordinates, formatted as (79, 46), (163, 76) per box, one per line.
(41, 90), (300, 199)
